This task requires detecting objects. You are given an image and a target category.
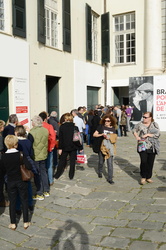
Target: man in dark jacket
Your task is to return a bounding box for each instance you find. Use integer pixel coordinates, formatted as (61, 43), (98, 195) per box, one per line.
(48, 111), (59, 176)
(48, 111), (59, 138)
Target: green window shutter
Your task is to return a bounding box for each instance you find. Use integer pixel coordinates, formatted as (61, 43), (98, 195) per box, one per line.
(63, 0), (71, 52)
(12, 0), (26, 38)
(86, 4), (92, 61)
(37, 0), (45, 44)
(101, 12), (110, 63)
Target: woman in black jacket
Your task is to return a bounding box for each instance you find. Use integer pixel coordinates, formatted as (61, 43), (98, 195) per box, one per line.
(2, 135), (32, 230)
(54, 113), (83, 180)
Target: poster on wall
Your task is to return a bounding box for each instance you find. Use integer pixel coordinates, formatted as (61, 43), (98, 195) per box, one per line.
(129, 75), (166, 131)
(129, 76), (154, 124)
(14, 77), (30, 127)
(154, 75), (166, 132)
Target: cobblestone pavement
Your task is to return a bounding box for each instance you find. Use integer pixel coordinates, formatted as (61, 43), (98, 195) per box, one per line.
(0, 132), (166, 250)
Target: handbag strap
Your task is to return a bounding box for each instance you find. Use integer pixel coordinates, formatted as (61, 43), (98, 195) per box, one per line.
(19, 151), (24, 165)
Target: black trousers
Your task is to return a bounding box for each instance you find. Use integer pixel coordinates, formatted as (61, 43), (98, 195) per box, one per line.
(0, 167), (5, 202)
(120, 125), (127, 136)
(7, 180), (28, 224)
(139, 151), (156, 179)
(54, 150), (77, 180)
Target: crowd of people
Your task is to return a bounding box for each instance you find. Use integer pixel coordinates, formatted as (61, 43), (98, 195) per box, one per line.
(0, 104), (160, 230)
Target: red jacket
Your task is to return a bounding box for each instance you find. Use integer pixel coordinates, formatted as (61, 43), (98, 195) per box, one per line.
(42, 122), (56, 152)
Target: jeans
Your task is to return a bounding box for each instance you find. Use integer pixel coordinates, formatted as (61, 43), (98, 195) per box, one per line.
(34, 160), (50, 195)
(117, 124), (121, 137)
(98, 151), (113, 181)
(126, 117), (131, 131)
(46, 151), (53, 184)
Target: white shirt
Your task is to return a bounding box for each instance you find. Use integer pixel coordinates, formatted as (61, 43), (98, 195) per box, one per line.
(6, 148), (18, 153)
(74, 116), (85, 133)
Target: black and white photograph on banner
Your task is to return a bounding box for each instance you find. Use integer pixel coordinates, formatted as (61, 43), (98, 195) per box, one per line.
(129, 76), (154, 127)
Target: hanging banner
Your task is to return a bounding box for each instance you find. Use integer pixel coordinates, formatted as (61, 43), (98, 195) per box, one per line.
(129, 75), (166, 131)
(154, 75), (166, 131)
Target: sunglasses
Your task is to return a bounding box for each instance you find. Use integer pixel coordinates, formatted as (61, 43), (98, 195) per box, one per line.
(143, 116), (150, 119)
(105, 119), (111, 122)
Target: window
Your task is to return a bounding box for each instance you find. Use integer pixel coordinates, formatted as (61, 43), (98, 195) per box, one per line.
(101, 12), (110, 64)
(0, 0), (4, 31)
(86, 4), (100, 62)
(45, 2), (58, 48)
(38, 0), (45, 44)
(63, 0), (71, 52)
(114, 13), (135, 64)
(92, 12), (98, 62)
(12, 0), (26, 38)
(86, 4), (92, 61)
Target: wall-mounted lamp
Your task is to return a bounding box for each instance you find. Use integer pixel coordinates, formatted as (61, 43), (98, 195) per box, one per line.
(101, 79), (104, 84)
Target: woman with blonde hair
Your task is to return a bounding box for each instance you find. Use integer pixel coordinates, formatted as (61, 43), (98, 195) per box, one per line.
(54, 113), (83, 180)
(2, 135), (31, 230)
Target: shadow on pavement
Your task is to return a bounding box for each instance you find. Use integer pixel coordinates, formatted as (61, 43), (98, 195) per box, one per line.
(114, 156), (140, 183)
(51, 219), (89, 249)
(155, 159), (166, 184)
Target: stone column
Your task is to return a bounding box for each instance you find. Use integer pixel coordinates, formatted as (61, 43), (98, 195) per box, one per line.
(144, 0), (163, 75)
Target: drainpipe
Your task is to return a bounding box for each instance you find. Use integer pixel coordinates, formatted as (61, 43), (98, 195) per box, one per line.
(104, 0), (107, 107)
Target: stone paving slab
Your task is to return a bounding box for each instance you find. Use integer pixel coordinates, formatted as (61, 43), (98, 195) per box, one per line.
(129, 241), (158, 250)
(1, 131), (166, 249)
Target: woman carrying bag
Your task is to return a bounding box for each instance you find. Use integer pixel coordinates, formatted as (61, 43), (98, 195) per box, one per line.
(93, 115), (117, 184)
(54, 113), (83, 180)
(133, 112), (160, 185)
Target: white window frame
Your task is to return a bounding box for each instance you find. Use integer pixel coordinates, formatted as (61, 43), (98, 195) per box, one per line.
(45, 0), (59, 48)
(114, 12), (135, 64)
(92, 12), (98, 62)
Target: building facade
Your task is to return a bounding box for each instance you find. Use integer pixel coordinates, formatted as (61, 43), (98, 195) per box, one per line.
(0, 0), (166, 130)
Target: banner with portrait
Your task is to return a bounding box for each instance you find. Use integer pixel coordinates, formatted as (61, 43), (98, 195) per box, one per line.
(129, 75), (166, 131)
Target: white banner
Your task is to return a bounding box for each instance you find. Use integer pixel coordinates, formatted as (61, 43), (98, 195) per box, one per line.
(154, 75), (166, 131)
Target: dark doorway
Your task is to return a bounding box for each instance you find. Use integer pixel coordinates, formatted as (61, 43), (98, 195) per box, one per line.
(46, 76), (60, 118)
(87, 86), (99, 110)
(123, 97), (129, 105)
(113, 87), (120, 105)
(0, 77), (9, 122)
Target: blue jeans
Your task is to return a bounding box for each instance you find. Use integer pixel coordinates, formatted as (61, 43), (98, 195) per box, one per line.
(46, 151), (53, 184)
(98, 151), (114, 181)
(34, 160), (50, 196)
(117, 124), (121, 137)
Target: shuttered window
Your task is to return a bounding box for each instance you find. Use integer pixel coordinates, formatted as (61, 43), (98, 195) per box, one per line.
(63, 0), (71, 52)
(86, 4), (92, 61)
(38, 0), (45, 44)
(0, 0), (4, 31)
(12, 0), (26, 38)
(101, 12), (110, 63)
